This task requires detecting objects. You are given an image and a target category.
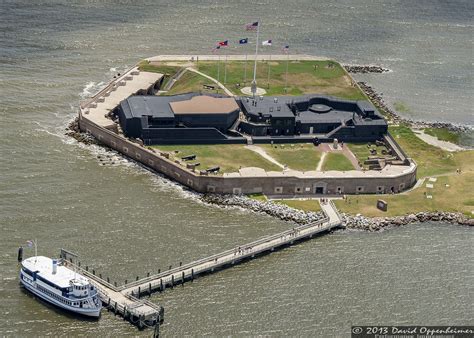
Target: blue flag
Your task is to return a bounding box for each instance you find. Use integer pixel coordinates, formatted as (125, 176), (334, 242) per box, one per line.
(239, 38), (248, 44)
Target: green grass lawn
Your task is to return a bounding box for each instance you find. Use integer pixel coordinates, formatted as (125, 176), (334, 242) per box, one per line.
(153, 144), (281, 174)
(195, 60), (366, 99)
(423, 127), (460, 144)
(165, 71), (219, 96)
(389, 125), (459, 178)
(138, 60), (181, 76)
(247, 193), (267, 201)
(275, 199), (322, 212)
(334, 170), (473, 217)
(334, 129), (474, 217)
(321, 153), (355, 171)
(259, 144), (321, 171)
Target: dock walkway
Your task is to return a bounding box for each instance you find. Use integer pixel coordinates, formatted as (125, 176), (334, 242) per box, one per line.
(61, 200), (342, 331)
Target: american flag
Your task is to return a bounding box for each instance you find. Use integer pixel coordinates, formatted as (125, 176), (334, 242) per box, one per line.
(282, 45), (290, 53)
(262, 40), (272, 46)
(218, 40), (228, 47)
(26, 240), (34, 247)
(245, 21), (259, 31)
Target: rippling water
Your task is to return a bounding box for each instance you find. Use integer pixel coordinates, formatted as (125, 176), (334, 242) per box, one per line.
(0, 0), (472, 336)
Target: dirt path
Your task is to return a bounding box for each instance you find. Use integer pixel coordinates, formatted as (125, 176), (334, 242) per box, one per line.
(245, 145), (285, 169)
(316, 152), (327, 171)
(317, 143), (362, 171)
(413, 130), (464, 152)
(186, 67), (234, 96)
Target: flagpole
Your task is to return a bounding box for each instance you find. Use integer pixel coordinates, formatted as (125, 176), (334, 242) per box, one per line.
(251, 20), (260, 98)
(224, 50), (227, 84)
(285, 51), (289, 93)
(267, 52), (271, 88)
(217, 53), (220, 83)
(34, 238), (37, 262)
(244, 53), (247, 85)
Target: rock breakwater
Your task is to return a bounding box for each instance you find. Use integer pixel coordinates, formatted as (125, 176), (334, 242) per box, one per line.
(201, 194), (326, 225)
(343, 64), (390, 74)
(357, 82), (471, 133)
(344, 211), (473, 231)
(66, 118), (99, 145)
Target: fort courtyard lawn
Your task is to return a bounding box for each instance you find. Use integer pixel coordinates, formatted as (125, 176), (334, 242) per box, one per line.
(259, 144), (321, 171)
(140, 59), (366, 100)
(153, 144), (281, 174)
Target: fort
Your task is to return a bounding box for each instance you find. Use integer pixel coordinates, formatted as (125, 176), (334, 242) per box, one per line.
(72, 55), (472, 333)
(78, 54), (417, 197)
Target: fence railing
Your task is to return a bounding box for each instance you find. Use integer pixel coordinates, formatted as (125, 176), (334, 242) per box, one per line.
(119, 215), (333, 291)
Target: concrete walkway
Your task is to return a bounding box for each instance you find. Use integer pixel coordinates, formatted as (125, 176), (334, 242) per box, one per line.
(245, 145), (285, 169)
(319, 199), (342, 224)
(413, 130), (464, 152)
(186, 67), (234, 96)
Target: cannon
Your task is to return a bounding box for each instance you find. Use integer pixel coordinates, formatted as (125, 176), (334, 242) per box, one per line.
(207, 166), (220, 173)
(181, 154), (196, 161)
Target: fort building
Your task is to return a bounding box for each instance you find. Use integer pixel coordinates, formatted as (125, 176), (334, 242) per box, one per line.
(114, 93), (387, 145)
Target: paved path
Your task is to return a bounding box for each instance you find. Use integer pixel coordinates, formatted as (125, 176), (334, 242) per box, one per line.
(186, 67), (234, 96)
(245, 145), (285, 169)
(413, 130), (464, 152)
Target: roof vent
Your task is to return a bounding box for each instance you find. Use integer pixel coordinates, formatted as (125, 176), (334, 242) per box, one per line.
(274, 97), (278, 103)
(269, 107), (273, 112)
(277, 106), (281, 111)
(259, 96), (264, 100)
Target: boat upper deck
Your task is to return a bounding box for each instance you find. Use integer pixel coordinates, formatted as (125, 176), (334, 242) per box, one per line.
(22, 256), (89, 289)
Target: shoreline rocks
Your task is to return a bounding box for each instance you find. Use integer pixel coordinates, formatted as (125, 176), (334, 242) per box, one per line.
(201, 194), (326, 225)
(357, 81), (472, 133)
(343, 211), (473, 231)
(66, 118), (99, 146)
(343, 64), (390, 74)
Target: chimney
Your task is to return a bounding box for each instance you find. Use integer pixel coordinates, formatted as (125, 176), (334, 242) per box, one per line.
(52, 259), (58, 274)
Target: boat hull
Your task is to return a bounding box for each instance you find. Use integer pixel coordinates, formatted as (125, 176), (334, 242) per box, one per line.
(20, 277), (101, 318)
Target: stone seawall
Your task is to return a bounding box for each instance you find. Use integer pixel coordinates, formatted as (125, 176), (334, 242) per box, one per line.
(201, 194), (326, 224)
(78, 113), (418, 196)
(200, 194), (473, 230)
(344, 212), (473, 231)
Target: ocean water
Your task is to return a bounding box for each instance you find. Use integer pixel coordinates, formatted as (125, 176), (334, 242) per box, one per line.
(0, 0), (472, 336)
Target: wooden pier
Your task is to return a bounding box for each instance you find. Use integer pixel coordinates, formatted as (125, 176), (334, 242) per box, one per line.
(61, 200), (342, 333)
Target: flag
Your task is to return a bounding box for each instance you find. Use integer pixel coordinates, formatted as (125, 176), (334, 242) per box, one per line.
(239, 38), (248, 44)
(26, 240), (34, 247)
(282, 45), (289, 53)
(212, 45), (221, 53)
(245, 21), (259, 31)
(262, 40), (272, 46)
(218, 40), (228, 47)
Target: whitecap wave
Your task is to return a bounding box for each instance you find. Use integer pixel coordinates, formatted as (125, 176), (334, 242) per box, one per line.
(80, 81), (105, 99)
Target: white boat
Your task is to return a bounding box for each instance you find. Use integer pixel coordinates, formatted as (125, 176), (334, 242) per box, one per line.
(19, 256), (102, 318)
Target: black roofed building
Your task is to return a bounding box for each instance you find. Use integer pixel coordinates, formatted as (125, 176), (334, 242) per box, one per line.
(115, 93), (242, 144)
(114, 92), (387, 145)
(238, 95), (387, 142)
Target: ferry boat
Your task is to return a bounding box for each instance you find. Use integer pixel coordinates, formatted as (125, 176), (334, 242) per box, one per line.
(19, 256), (102, 317)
